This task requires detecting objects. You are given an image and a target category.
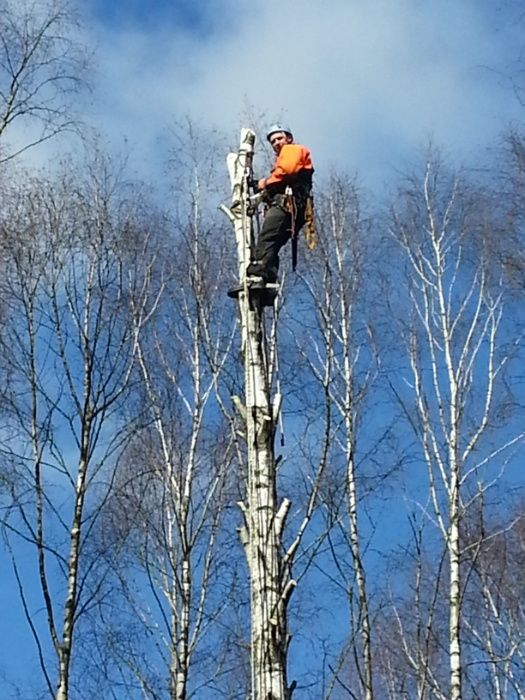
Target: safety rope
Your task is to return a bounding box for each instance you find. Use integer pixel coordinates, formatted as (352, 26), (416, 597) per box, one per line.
(304, 195), (317, 250)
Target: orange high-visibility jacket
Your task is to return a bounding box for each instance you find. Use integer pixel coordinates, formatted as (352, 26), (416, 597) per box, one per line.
(261, 144), (314, 189)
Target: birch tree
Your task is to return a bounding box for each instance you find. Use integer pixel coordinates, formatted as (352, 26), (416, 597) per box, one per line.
(222, 127), (292, 700)
(387, 153), (524, 699)
(460, 501), (525, 698)
(0, 156), (153, 699)
(0, 0), (88, 162)
(223, 129), (350, 699)
(79, 124), (244, 700)
(283, 173), (380, 699)
(494, 129), (525, 290)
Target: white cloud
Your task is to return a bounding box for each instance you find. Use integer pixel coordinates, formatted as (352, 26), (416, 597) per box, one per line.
(14, 0), (524, 185)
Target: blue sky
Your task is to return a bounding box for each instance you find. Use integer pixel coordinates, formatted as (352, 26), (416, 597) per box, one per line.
(50, 0), (524, 191)
(2, 1), (525, 696)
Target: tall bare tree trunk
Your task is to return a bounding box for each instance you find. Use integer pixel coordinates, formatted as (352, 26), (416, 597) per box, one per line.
(223, 129), (293, 699)
(389, 156), (521, 698)
(335, 213), (374, 700)
(449, 471), (461, 700)
(0, 162), (150, 700)
(300, 178), (375, 698)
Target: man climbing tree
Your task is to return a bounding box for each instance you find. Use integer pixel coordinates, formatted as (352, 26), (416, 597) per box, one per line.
(228, 124), (314, 297)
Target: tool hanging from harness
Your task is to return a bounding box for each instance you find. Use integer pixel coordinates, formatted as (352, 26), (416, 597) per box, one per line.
(304, 195), (316, 250)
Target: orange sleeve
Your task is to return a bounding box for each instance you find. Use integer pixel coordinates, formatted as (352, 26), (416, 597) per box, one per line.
(265, 144), (313, 186)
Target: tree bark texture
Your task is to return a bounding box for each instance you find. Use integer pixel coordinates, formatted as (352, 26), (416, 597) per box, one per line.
(225, 129), (292, 699)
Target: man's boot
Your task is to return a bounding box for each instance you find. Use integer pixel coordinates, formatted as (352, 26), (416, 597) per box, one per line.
(227, 275), (265, 299)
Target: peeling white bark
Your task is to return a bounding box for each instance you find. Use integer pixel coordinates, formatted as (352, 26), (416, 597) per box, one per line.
(224, 129), (293, 699)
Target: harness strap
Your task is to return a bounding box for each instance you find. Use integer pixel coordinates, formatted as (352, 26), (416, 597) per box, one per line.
(282, 187), (298, 271)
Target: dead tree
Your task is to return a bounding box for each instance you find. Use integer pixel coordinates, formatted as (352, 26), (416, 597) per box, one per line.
(222, 129), (295, 700)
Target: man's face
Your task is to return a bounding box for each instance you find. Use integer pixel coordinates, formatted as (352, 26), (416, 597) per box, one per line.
(269, 131), (292, 154)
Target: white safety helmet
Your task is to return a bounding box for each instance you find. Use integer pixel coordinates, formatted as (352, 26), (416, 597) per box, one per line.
(266, 124), (293, 142)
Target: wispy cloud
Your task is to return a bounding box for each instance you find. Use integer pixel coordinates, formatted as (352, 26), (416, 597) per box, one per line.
(15, 1), (525, 184)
